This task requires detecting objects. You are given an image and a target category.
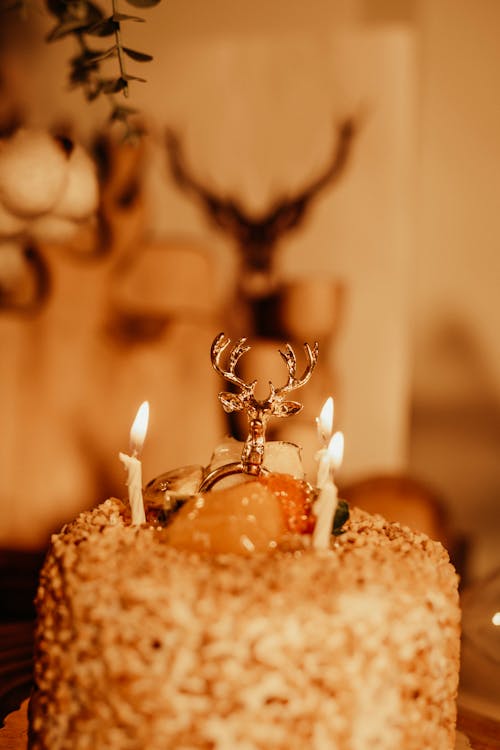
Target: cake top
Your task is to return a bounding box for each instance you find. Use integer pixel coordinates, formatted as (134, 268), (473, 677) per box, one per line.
(48, 497), (457, 604)
(106, 333), (450, 566)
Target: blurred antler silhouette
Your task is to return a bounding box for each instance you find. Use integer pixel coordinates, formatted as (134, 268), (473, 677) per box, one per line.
(165, 117), (357, 299)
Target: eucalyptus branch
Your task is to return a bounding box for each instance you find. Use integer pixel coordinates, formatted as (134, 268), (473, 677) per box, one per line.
(45, 0), (160, 138)
(112, 0), (129, 96)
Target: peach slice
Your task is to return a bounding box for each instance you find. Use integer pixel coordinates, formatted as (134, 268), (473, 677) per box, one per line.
(259, 474), (316, 534)
(165, 481), (288, 555)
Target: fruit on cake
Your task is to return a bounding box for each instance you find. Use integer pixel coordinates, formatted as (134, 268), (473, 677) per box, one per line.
(28, 335), (460, 749)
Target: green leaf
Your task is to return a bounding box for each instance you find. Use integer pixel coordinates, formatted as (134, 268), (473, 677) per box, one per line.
(66, 0), (92, 20)
(101, 77), (128, 94)
(67, 0), (104, 24)
(85, 17), (118, 35)
(110, 108), (128, 122)
(85, 86), (102, 101)
(110, 104), (139, 122)
(112, 12), (145, 21)
(84, 45), (117, 62)
(332, 499), (350, 536)
(124, 0), (161, 7)
(46, 19), (87, 40)
(69, 51), (99, 83)
(123, 74), (147, 83)
(46, 0), (106, 36)
(113, 104), (139, 116)
(122, 47), (153, 62)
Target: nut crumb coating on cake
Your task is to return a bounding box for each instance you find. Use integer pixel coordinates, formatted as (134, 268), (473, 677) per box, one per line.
(29, 499), (460, 750)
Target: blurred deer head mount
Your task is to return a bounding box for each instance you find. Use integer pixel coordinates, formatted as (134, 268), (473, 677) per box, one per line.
(204, 332), (319, 486)
(165, 117), (358, 300)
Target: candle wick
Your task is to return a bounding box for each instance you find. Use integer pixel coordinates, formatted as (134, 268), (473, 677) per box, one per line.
(130, 444), (139, 459)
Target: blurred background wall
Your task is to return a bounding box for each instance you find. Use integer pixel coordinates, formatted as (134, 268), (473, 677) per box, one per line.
(0, 0), (499, 583)
(410, 0), (500, 579)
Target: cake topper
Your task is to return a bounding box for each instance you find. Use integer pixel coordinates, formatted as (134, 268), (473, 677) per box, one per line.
(199, 333), (319, 491)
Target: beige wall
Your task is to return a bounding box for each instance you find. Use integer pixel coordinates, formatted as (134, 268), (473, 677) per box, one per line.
(414, 0), (500, 397)
(410, 0), (500, 578)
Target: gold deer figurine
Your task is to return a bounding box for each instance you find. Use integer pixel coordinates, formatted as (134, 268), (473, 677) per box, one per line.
(200, 333), (318, 491)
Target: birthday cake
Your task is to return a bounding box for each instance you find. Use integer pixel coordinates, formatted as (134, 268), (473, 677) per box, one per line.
(28, 336), (461, 750)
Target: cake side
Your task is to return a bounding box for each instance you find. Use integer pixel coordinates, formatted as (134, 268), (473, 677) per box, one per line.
(29, 498), (460, 750)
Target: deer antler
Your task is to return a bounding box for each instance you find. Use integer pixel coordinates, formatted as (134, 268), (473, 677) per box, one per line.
(211, 333), (257, 396)
(274, 342), (320, 398)
(205, 333), (320, 486)
(166, 130), (245, 237)
(165, 119), (358, 289)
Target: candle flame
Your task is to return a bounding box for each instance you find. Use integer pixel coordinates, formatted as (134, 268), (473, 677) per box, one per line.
(130, 401), (149, 455)
(492, 612), (500, 626)
(317, 397), (334, 444)
(327, 431), (344, 471)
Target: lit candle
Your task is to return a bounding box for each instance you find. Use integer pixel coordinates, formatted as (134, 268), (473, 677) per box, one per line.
(315, 397), (334, 488)
(316, 396), (334, 446)
(313, 431), (344, 549)
(119, 401), (149, 525)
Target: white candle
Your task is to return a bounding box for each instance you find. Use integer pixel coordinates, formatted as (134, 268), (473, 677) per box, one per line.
(315, 447), (332, 489)
(313, 431), (344, 549)
(315, 396), (334, 488)
(119, 401), (149, 525)
(316, 396), (334, 446)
